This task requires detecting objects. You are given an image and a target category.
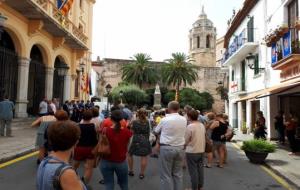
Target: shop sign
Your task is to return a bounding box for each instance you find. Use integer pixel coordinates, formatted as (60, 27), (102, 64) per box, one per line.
(271, 43), (277, 64)
(282, 31), (291, 58)
(280, 63), (300, 81)
(230, 81), (238, 93)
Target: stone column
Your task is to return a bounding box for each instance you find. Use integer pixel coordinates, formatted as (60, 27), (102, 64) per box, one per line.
(15, 57), (30, 118)
(45, 67), (54, 100)
(63, 74), (71, 101)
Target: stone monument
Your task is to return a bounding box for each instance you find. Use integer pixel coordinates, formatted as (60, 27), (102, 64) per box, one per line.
(153, 84), (161, 109)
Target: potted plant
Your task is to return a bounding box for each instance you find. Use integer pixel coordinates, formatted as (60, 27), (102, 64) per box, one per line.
(241, 139), (276, 164)
(241, 122), (247, 134)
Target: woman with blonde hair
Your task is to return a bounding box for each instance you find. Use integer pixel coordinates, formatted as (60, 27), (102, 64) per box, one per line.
(128, 108), (152, 179)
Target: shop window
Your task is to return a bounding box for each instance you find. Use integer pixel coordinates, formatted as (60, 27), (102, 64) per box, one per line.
(254, 54), (259, 75)
(197, 36), (200, 48)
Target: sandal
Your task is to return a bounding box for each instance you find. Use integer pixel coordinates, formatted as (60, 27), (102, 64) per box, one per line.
(128, 171), (134, 177)
(217, 164), (224, 168)
(139, 174), (145, 179)
(204, 164), (212, 168)
(99, 179), (105, 184)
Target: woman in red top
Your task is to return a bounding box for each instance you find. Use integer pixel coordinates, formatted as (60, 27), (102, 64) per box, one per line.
(100, 110), (132, 190)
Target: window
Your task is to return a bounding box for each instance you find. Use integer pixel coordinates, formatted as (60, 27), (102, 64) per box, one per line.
(80, 0), (83, 9)
(241, 61), (246, 91)
(231, 69), (235, 81)
(197, 36), (200, 48)
(206, 35), (210, 48)
(190, 38), (192, 50)
(254, 54), (259, 75)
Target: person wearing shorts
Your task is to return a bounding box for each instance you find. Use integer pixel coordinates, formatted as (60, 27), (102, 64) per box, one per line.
(73, 110), (98, 185)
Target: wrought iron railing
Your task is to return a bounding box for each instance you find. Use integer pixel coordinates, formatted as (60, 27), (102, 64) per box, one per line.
(31, 0), (88, 46)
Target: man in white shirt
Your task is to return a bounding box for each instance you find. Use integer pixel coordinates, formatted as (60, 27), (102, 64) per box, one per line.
(39, 98), (48, 116)
(154, 101), (187, 190)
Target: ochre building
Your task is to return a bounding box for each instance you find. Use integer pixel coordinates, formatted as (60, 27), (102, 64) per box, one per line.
(0, 0), (95, 117)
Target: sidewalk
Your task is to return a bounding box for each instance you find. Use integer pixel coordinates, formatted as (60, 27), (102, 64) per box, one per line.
(0, 121), (37, 163)
(233, 132), (300, 188)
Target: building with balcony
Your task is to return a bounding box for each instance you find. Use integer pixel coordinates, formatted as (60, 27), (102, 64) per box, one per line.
(224, 0), (300, 139)
(0, 0), (96, 117)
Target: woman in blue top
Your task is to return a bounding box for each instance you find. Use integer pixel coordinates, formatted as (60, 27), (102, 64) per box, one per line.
(37, 120), (86, 190)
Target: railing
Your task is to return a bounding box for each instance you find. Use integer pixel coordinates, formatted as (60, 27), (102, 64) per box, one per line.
(32, 0), (88, 46)
(222, 27), (257, 64)
(271, 28), (300, 65)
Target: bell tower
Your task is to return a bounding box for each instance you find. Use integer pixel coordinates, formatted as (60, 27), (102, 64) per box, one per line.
(189, 6), (216, 67)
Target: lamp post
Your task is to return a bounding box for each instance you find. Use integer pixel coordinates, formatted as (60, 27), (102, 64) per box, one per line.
(0, 13), (8, 40)
(119, 90), (124, 105)
(105, 84), (112, 113)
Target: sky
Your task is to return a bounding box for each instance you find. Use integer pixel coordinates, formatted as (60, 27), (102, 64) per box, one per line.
(92, 0), (243, 61)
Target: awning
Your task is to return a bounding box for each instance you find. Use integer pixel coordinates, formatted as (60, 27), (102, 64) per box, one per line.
(237, 89), (266, 102)
(256, 80), (300, 99)
(236, 78), (300, 101)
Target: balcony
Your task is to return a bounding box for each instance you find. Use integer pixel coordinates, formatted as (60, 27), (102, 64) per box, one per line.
(5, 0), (88, 50)
(222, 28), (259, 66)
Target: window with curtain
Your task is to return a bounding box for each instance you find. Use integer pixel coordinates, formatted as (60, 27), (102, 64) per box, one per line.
(288, 0), (299, 52)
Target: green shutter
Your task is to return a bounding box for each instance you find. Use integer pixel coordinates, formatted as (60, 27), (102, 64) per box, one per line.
(254, 54), (259, 75)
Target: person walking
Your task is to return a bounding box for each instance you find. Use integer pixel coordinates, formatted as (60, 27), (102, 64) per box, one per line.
(204, 112), (215, 168)
(37, 120), (87, 190)
(210, 114), (228, 168)
(184, 109), (206, 190)
(285, 114), (298, 155)
(73, 110), (98, 185)
(128, 108), (152, 179)
(275, 111), (285, 144)
(100, 110), (132, 190)
(254, 111), (267, 139)
(39, 98), (48, 117)
(154, 101), (187, 190)
(0, 96), (14, 137)
(31, 110), (57, 164)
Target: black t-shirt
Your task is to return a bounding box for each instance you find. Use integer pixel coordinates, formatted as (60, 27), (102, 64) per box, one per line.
(78, 123), (98, 147)
(211, 121), (228, 142)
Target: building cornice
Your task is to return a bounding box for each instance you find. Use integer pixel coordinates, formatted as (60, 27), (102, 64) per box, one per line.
(224, 0), (258, 48)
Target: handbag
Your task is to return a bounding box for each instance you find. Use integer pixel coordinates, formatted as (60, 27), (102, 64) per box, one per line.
(92, 127), (111, 157)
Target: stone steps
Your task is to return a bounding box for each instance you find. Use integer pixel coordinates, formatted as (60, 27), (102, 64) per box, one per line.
(11, 117), (36, 129)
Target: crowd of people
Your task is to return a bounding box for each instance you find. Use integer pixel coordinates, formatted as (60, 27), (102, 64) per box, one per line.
(34, 99), (235, 190)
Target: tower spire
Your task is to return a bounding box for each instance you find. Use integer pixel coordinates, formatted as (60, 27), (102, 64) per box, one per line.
(202, 5), (205, 14)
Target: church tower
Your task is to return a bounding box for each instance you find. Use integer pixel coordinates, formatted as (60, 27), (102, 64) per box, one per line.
(189, 6), (216, 67)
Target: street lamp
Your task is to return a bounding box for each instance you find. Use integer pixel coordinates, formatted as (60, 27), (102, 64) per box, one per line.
(119, 90), (124, 104)
(246, 53), (265, 71)
(56, 62), (69, 76)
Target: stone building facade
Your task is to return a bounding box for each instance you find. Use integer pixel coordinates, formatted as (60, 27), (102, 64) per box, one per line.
(0, 0), (95, 117)
(188, 7), (226, 113)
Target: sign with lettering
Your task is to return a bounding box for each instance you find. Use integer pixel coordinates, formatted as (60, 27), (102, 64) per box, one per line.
(280, 63), (300, 81)
(282, 31), (291, 58)
(230, 81), (238, 93)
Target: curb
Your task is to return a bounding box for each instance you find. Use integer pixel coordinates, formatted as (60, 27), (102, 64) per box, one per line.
(263, 162), (300, 190)
(0, 147), (37, 164)
(231, 141), (299, 190)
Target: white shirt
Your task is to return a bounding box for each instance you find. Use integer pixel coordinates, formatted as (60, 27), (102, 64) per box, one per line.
(155, 113), (187, 146)
(39, 101), (48, 114)
(50, 103), (56, 113)
(185, 122), (206, 153)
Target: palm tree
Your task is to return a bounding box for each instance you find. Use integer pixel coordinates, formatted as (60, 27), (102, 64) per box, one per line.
(121, 53), (158, 88)
(162, 52), (198, 101)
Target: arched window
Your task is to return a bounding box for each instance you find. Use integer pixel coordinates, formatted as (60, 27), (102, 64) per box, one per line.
(206, 35), (210, 48)
(197, 36), (200, 48)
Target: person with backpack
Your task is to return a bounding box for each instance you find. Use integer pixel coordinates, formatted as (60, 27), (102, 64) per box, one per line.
(37, 120), (86, 190)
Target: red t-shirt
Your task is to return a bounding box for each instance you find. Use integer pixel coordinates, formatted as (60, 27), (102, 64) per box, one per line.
(101, 118), (128, 129)
(103, 127), (132, 162)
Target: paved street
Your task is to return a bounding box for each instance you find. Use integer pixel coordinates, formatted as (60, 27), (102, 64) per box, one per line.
(0, 144), (286, 190)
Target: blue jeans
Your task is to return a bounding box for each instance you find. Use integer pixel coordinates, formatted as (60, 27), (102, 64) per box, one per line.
(100, 160), (128, 190)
